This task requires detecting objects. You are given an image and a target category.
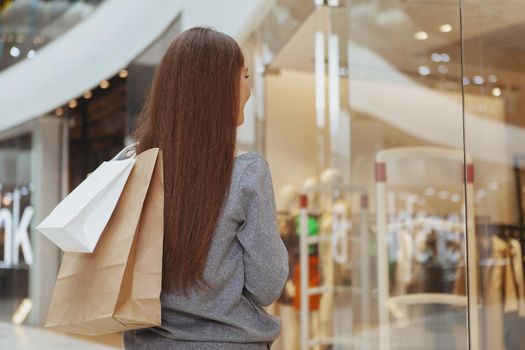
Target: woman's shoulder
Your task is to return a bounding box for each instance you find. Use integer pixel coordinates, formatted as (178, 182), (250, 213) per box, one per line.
(235, 151), (271, 185)
(233, 150), (270, 181)
(234, 149), (267, 164)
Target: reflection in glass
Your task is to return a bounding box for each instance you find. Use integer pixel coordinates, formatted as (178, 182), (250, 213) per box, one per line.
(346, 1), (468, 349)
(462, 1), (525, 349)
(0, 133), (32, 321)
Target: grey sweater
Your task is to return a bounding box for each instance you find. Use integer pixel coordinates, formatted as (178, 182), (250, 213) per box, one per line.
(123, 152), (289, 349)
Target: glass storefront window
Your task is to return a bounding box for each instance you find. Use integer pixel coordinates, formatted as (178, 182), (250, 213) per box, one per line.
(0, 1), (522, 347)
(344, 1), (469, 349)
(0, 117), (64, 325)
(246, 0), (525, 349)
(0, 131), (32, 321)
(463, 1), (525, 349)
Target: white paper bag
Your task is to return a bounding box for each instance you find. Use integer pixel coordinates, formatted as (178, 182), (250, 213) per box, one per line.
(37, 157), (135, 252)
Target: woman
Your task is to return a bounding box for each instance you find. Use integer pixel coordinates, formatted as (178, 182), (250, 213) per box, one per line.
(123, 27), (289, 349)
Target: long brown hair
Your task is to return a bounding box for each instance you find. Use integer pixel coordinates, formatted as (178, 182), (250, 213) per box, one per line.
(132, 27), (244, 293)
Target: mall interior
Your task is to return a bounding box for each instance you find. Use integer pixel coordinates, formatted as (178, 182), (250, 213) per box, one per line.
(1, 0), (525, 349)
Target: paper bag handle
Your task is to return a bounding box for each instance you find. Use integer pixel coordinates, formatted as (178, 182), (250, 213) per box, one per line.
(112, 142), (139, 161)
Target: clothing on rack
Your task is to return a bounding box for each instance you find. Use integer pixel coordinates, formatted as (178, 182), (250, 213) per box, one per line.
(277, 212), (298, 305)
(292, 255), (321, 311)
(387, 214), (465, 296)
(396, 228), (414, 286)
(483, 235), (525, 350)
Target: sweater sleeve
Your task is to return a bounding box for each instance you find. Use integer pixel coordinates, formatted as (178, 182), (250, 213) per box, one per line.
(237, 156), (289, 306)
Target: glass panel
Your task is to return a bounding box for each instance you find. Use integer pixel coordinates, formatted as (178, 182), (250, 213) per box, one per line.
(462, 1), (525, 349)
(0, 132), (32, 321)
(0, 0), (105, 72)
(249, 4), (339, 349)
(245, 0), (470, 349)
(253, 0), (315, 69)
(241, 0), (316, 154)
(344, 0), (468, 349)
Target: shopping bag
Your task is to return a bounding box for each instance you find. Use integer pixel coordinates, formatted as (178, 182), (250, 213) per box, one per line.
(45, 148), (164, 335)
(36, 155), (135, 253)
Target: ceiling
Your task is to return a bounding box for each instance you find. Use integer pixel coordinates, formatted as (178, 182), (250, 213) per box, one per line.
(266, 0), (525, 168)
(270, 1), (525, 91)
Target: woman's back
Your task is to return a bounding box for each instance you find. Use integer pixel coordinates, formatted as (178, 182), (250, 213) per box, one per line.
(123, 151), (288, 349)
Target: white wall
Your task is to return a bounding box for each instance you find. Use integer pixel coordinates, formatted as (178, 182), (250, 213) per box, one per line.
(265, 69), (319, 210)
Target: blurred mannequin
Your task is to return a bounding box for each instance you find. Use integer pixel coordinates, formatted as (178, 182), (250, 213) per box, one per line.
(278, 184), (300, 213)
(320, 168), (342, 209)
(318, 168), (350, 345)
(302, 177), (321, 214)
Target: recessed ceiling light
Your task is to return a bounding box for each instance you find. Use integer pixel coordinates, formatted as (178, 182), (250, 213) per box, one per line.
(68, 99), (78, 109)
(418, 66), (431, 76)
(83, 90), (92, 99)
(100, 80), (110, 89)
(27, 50), (35, 59)
(118, 69), (129, 78)
(488, 74), (497, 83)
(463, 77), (471, 85)
(431, 53), (441, 62)
(492, 87), (502, 97)
(414, 31), (428, 40)
(440, 24), (452, 33)
(473, 75), (484, 85)
(54, 107), (64, 117)
(441, 53), (450, 62)
(10, 46), (20, 57)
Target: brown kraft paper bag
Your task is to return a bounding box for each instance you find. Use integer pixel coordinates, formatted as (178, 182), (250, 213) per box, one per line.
(45, 148), (164, 335)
